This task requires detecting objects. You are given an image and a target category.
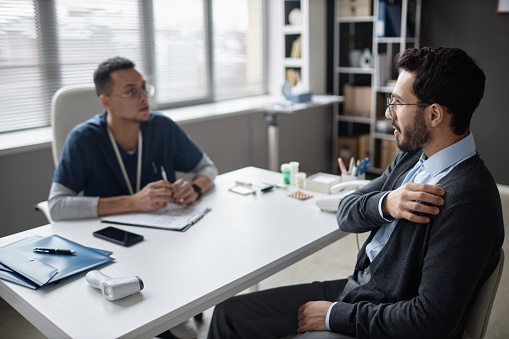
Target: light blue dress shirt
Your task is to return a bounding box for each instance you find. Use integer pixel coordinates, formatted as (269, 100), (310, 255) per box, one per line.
(326, 132), (476, 331)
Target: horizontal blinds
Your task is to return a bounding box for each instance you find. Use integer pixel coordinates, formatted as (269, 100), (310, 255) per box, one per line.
(0, 0), (267, 134)
(153, 0), (210, 105)
(56, 0), (144, 87)
(0, 1), (48, 132)
(213, 0), (266, 100)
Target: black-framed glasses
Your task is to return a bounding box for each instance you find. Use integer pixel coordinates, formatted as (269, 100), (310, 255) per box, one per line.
(386, 95), (429, 117)
(108, 85), (155, 100)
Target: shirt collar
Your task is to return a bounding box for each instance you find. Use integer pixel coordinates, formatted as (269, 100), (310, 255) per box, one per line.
(421, 132), (476, 177)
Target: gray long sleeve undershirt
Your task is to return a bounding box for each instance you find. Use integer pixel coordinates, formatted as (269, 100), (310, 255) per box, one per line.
(48, 153), (218, 222)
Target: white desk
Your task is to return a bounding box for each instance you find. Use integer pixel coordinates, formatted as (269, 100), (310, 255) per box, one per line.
(0, 167), (347, 338)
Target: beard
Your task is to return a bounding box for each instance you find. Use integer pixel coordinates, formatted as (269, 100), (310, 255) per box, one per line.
(395, 107), (431, 152)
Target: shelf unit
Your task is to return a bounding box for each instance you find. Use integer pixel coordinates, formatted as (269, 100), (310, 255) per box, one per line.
(332, 0), (421, 174)
(281, 0), (326, 96)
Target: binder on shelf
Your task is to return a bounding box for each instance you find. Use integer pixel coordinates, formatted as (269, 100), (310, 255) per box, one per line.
(0, 235), (114, 289)
(377, 0), (388, 37)
(377, 0), (411, 38)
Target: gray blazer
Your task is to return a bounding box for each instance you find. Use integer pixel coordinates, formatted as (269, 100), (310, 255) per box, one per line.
(331, 149), (505, 338)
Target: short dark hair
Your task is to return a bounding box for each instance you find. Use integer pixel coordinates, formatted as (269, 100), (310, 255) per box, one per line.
(395, 47), (485, 135)
(93, 57), (135, 96)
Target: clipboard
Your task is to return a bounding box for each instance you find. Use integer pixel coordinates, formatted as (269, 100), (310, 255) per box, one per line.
(101, 204), (212, 231)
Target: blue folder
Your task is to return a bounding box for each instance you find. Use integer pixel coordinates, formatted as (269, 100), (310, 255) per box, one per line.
(0, 235), (114, 289)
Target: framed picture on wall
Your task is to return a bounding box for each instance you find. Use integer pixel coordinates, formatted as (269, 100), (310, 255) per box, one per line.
(497, 0), (509, 13)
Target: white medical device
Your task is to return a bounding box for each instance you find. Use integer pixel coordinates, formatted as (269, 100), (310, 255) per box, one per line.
(315, 180), (371, 212)
(86, 270), (144, 301)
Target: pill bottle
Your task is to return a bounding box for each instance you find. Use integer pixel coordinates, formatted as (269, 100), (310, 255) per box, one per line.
(280, 163), (291, 185)
(296, 172), (306, 189)
(289, 161), (300, 187)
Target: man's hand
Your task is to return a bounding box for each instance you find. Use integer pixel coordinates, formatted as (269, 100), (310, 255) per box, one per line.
(171, 178), (199, 205)
(383, 183), (445, 223)
(130, 180), (173, 211)
(297, 301), (332, 333)
(97, 180), (173, 216)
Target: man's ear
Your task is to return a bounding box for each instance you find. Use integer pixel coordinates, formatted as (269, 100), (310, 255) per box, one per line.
(428, 103), (446, 128)
(99, 94), (109, 109)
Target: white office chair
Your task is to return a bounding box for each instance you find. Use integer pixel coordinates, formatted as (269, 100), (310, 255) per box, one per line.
(50, 84), (104, 166)
(463, 248), (505, 339)
(36, 84), (103, 223)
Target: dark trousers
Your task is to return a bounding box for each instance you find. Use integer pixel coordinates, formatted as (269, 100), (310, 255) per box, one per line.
(207, 279), (352, 339)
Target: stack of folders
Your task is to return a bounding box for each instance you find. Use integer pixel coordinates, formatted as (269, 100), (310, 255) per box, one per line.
(0, 235), (114, 289)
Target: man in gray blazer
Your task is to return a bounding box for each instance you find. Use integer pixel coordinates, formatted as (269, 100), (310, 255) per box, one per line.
(207, 47), (505, 338)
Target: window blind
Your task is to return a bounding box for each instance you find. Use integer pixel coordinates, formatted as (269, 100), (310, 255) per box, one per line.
(0, 1), (46, 133)
(213, 0), (267, 100)
(0, 0), (266, 134)
(153, 0), (210, 106)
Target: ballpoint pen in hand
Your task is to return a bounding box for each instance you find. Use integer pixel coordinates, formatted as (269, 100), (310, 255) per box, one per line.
(161, 166), (168, 181)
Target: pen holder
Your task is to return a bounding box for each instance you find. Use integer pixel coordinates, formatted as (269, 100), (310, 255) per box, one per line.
(341, 173), (365, 182)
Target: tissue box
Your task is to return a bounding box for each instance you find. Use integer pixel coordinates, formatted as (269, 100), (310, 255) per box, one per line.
(284, 91), (312, 103)
(306, 172), (342, 193)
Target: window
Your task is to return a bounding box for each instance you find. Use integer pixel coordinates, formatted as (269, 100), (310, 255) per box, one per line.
(0, 0), (267, 133)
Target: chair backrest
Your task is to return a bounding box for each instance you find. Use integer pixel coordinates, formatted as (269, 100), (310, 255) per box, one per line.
(51, 84), (103, 166)
(34, 201), (53, 224)
(463, 248), (505, 339)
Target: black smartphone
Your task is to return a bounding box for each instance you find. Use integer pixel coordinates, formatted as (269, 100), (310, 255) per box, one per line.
(93, 227), (144, 247)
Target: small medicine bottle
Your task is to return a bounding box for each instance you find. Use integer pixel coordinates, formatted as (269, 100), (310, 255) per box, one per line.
(289, 161), (300, 187)
(280, 163), (291, 185)
(296, 172), (306, 189)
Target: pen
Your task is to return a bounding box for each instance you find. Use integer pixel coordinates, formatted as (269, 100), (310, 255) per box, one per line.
(338, 158), (347, 175)
(348, 157), (355, 175)
(181, 208), (212, 232)
(358, 157), (371, 175)
(33, 248), (76, 255)
(161, 166), (168, 181)
(235, 180), (252, 187)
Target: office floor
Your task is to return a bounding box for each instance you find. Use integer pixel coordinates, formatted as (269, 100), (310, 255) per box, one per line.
(1, 193), (508, 338)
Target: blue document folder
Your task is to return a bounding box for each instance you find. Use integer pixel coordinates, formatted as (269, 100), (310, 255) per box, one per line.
(0, 235), (114, 289)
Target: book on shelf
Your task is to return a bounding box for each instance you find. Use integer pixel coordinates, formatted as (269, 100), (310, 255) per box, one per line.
(290, 36), (301, 58)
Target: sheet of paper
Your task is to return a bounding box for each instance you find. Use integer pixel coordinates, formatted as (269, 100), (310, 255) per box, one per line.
(101, 204), (210, 231)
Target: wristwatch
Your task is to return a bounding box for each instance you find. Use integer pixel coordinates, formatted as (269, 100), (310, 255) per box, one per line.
(191, 183), (202, 200)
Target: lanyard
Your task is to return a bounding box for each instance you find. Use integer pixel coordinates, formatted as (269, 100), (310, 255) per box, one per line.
(107, 128), (142, 195)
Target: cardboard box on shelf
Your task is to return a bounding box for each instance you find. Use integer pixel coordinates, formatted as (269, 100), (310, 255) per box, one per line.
(358, 133), (370, 159)
(338, 0), (372, 17)
(379, 139), (398, 170)
(343, 84), (371, 117)
(337, 136), (359, 166)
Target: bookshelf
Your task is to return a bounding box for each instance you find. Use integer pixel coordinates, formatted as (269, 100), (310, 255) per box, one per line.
(281, 0), (326, 96)
(332, 0), (421, 174)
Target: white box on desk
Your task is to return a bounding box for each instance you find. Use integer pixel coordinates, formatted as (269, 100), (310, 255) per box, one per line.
(306, 173), (342, 194)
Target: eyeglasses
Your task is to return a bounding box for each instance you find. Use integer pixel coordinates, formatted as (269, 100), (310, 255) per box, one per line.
(108, 85), (155, 100)
(386, 95), (429, 117)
